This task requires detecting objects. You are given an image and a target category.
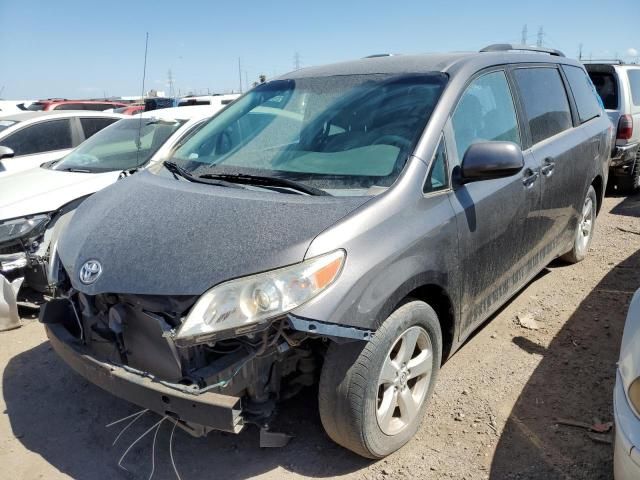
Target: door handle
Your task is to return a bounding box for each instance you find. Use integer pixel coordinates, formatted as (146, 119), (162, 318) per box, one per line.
(541, 158), (555, 176)
(522, 168), (539, 187)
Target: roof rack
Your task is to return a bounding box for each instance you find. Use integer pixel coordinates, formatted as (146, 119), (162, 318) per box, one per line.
(581, 59), (624, 64)
(363, 53), (396, 59)
(480, 43), (565, 57)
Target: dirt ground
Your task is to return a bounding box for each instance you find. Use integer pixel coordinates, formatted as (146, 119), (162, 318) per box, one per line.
(2, 193), (640, 480)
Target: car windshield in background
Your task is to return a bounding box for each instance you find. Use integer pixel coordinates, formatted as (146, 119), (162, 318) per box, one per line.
(168, 73), (448, 195)
(52, 117), (184, 173)
(26, 102), (46, 111)
(0, 120), (18, 134)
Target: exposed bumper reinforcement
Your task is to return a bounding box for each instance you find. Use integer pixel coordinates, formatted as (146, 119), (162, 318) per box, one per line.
(45, 322), (244, 433)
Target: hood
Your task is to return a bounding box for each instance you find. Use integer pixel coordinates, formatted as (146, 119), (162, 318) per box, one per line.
(58, 171), (369, 296)
(0, 167), (120, 220)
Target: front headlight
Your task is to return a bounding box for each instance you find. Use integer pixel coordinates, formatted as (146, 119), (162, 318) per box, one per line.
(629, 378), (640, 416)
(176, 250), (345, 345)
(0, 214), (49, 244)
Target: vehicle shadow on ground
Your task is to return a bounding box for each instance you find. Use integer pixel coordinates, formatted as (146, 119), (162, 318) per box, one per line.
(2, 342), (369, 480)
(489, 249), (640, 478)
(610, 192), (640, 218)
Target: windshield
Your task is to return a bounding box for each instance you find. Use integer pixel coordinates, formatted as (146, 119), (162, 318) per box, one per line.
(168, 73), (448, 195)
(52, 117), (184, 172)
(26, 102), (46, 111)
(0, 120), (18, 134)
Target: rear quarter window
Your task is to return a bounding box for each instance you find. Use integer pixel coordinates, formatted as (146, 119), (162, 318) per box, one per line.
(628, 70), (640, 107)
(563, 65), (602, 123)
(513, 67), (573, 145)
(588, 71), (618, 110)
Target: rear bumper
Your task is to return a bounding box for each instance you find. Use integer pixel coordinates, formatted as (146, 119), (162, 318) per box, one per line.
(45, 321), (245, 433)
(611, 143), (639, 169)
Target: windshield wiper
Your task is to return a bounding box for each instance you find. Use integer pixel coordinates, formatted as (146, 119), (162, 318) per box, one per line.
(163, 161), (243, 189)
(58, 167), (92, 173)
(198, 172), (330, 196)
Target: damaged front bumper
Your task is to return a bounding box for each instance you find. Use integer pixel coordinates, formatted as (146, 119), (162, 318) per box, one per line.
(45, 320), (245, 434)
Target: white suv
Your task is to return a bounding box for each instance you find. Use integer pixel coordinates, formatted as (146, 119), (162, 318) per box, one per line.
(586, 62), (640, 192)
(0, 111), (123, 177)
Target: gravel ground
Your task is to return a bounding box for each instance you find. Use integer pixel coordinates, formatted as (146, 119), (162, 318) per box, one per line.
(1, 193), (640, 480)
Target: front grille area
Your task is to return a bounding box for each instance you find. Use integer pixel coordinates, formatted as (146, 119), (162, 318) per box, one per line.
(0, 242), (23, 256)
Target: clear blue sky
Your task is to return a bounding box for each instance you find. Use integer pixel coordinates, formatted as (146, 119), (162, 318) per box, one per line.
(0, 0), (638, 99)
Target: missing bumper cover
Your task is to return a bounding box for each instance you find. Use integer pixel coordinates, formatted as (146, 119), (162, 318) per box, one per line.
(45, 322), (245, 433)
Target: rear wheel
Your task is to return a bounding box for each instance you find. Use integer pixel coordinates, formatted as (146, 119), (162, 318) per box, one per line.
(615, 155), (640, 194)
(561, 185), (597, 264)
(318, 301), (442, 458)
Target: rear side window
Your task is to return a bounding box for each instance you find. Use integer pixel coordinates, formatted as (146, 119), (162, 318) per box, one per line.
(52, 103), (84, 110)
(563, 66), (602, 123)
(1, 119), (73, 155)
(588, 72), (618, 109)
(80, 117), (119, 139)
(84, 103), (113, 111)
(514, 67), (573, 145)
(628, 70), (640, 106)
(451, 70), (521, 159)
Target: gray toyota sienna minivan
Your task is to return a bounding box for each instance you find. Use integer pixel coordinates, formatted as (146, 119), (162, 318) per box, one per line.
(42, 44), (611, 458)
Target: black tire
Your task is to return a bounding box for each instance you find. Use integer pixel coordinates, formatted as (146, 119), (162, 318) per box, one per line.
(615, 159), (640, 194)
(318, 301), (442, 458)
(561, 185), (597, 264)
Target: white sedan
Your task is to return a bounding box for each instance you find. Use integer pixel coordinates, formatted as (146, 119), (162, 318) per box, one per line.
(0, 110), (124, 177)
(0, 105), (223, 330)
(615, 289), (640, 478)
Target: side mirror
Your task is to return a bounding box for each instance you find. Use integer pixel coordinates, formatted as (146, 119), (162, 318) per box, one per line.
(460, 142), (524, 183)
(0, 146), (15, 160)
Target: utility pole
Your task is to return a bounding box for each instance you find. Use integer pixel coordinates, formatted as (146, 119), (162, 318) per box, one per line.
(536, 27), (544, 48)
(293, 52), (301, 70)
(167, 69), (175, 98)
(521, 25), (528, 45)
(238, 58), (243, 94)
(578, 43), (583, 60)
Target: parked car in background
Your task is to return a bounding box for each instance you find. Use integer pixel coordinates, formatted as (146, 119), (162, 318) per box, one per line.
(44, 45), (611, 458)
(0, 106), (221, 330)
(144, 97), (177, 112)
(0, 111), (123, 177)
(585, 62), (640, 192)
(178, 93), (239, 108)
(26, 99), (128, 112)
(112, 104), (145, 115)
(614, 289), (640, 479)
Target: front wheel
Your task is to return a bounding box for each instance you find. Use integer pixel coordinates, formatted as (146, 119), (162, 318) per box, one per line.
(318, 301), (442, 458)
(561, 185), (597, 264)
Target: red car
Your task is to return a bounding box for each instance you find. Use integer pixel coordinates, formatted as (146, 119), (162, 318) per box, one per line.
(112, 104), (145, 115)
(27, 99), (128, 112)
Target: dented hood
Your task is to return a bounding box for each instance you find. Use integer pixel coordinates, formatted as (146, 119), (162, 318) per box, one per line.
(58, 171), (368, 296)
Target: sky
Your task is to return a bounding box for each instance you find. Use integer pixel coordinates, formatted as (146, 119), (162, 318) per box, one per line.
(0, 0), (638, 100)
